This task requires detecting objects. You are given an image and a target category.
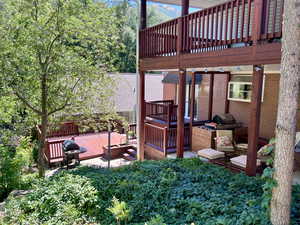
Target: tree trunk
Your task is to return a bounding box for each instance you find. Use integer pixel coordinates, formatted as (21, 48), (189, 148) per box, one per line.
(38, 73), (48, 177)
(270, 0), (300, 224)
(39, 114), (47, 177)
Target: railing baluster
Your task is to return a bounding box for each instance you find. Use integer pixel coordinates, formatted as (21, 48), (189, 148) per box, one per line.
(230, 0), (234, 44)
(247, 0), (252, 41)
(201, 11), (205, 50)
(240, 0), (245, 42)
(271, 0), (278, 37)
(220, 4), (224, 46)
(193, 13), (197, 52)
(225, 2), (229, 44)
(215, 6), (219, 49)
(206, 9), (209, 49)
(211, 8), (214, 48)
(235, 0), (240, 42)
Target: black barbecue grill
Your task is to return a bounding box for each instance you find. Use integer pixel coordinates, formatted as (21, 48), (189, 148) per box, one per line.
(62, 139), (87, 169)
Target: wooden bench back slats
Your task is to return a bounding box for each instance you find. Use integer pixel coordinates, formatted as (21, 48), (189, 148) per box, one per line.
(45, 140), (65, 162)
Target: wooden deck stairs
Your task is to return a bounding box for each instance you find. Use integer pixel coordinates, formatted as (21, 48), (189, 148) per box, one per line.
(123, 148), (137, 161)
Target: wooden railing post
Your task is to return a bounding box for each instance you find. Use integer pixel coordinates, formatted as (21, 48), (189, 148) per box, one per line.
(176, 69), (186, 158)
(163, 127), (168, 157)
(251, 0), (265, 44)
(138, 71), (146, 161)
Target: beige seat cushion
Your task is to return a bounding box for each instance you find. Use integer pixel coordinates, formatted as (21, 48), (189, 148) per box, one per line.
(230, 155), (261, 168)
(198, 148), (225, 160)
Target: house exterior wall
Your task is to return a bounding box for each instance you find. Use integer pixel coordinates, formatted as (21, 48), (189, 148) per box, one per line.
(229, 74), (280, 139)
(163, 83), (176, 102)
(163, 72), (300, 140)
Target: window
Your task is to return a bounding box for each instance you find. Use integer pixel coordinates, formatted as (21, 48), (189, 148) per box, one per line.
(227, 75), (265, 102)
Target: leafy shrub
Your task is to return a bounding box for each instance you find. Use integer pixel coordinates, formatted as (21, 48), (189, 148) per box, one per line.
(3, 158), (300, 225)
(0, 136), (34, 201)
(107, 196), (132, 225)
(3, 172), (99, 225)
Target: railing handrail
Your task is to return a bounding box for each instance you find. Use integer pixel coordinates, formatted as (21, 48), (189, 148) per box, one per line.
(140, 17), (179, 31)
(145, 122), (165, 131)
(182, 0), (253, 19)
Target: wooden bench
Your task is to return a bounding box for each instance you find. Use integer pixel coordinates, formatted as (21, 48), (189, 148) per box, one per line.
(44, 140), (65, 167)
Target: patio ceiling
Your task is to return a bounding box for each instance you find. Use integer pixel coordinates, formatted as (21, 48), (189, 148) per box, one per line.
(148, 0), (228, 9)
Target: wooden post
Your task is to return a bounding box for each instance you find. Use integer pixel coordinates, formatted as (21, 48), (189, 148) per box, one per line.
(137, 0), (146, 161)
(224, 72), (230, 114)
(176, 69), (186, 158)
(189, 72), (196, 150)
(246, 65), (264, 176)
(138, 71), (146, 161)
(208, 73), (214, 120)
(181, 0), (189, 16)
(140, 0), (147, 29)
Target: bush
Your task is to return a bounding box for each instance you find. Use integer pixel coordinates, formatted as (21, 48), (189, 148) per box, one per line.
(3, 158), (300, 225)
(0, 136), (34, 201)
(4, 173), (99, 225)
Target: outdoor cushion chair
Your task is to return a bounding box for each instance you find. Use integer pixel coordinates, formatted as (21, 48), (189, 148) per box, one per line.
(215, 130), (235, 153)
(230, 155), (261, 168)
(197, 148), (225, 160)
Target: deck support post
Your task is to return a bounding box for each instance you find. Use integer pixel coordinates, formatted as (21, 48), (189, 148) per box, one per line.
(181, 0), (189, 16)
(140, 0), (147, 29)
(189, 72), (196, 150)
(177, 69), (186, 158)
(138, 71), (146, 161)
(246, 65), (264, 176)
(208, 73), (214, 120)
(137, 0), (146, 161)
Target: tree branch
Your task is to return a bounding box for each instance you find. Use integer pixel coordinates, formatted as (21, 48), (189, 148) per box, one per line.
(48, 78), (82, 115)
(14, 90), (42, 115)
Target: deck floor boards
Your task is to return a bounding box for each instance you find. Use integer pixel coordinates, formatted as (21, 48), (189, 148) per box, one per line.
(47, 132), (127, 160)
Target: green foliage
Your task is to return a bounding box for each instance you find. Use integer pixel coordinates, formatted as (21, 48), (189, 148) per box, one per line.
(107, 196), (132, 224)
(3, 159), (300, 225)
(258, 138), (276, 166)
(113, 1), (172, 72)
(0, 136), (35, 201)
(0, 0), (119, 121)
(4, 172), (99, 225)
(144, 215), (166, 225)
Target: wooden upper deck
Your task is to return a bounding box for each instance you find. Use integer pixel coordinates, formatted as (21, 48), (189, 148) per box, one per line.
(139, 0), (283, 70)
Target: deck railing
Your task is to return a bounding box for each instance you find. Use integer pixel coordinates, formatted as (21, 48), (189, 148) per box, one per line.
(144, 123), (190, 156)
(260, 0), (284, 39)
(146, 100), (178, 123)
(145, 100), (178, 126)
(128, 123), (137, 139)
(140, 0), (284, 58)
(37, 122), (79, 138)
(140, 18), (178, 58)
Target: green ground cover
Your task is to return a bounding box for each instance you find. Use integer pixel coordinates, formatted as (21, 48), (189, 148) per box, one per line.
(2, 158), (300, 225)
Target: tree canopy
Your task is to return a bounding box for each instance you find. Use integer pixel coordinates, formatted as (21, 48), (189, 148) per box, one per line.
(0, 0), (122, 176)
(113, 1), (172, 72)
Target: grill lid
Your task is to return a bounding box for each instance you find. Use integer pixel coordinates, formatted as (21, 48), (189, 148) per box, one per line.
(62, 140), (80, 152)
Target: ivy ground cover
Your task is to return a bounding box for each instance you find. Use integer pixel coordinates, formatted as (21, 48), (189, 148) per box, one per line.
(3, 158), (300, 225)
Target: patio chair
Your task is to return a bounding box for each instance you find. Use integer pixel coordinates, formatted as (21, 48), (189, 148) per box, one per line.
(230, 155), (262, 172)
(215, 130), (235, 155)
